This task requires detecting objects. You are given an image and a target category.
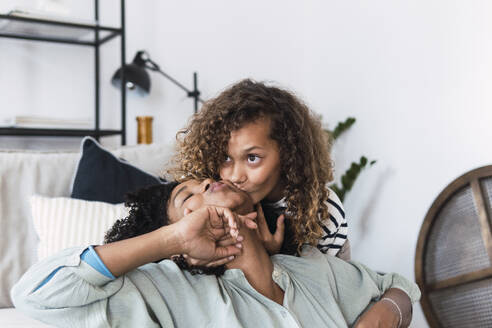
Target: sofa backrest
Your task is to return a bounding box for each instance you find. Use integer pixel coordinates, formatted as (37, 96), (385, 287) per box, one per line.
(0, 143), (174, 307)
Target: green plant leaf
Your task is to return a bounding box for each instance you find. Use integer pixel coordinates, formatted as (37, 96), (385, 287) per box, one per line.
(341, 175), (350, 189)
(327, 117), (377, 203)
(331, 117), (356, 140)
(360, 156), (367, 166)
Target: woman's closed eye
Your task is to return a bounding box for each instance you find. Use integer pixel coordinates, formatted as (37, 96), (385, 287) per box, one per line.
(181, 193), (193, 206)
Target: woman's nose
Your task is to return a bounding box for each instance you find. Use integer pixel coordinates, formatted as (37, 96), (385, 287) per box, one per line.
(201, 178), (213, 192)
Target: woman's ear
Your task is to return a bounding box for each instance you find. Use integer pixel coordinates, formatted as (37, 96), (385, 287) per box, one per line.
(184, 208), (192, 216)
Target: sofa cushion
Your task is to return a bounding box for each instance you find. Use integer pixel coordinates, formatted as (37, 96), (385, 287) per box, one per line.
(71, 137), (163, 204)
(30, 195), (129, 260)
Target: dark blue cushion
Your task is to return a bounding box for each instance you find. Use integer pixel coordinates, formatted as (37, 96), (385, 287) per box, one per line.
(71, 137), (163, 204)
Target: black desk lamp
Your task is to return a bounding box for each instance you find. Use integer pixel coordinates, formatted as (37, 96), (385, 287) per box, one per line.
(111, 50), (205, 113)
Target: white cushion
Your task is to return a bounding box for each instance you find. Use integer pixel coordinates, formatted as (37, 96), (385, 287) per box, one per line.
(30, 195), (129, 260)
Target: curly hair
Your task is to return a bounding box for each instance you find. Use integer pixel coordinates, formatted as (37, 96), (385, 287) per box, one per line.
(171, 79), (334, 252)
(104, 182), (225, 276)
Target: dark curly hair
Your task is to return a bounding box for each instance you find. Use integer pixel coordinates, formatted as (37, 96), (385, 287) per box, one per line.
(104, 182), (226, 276)
(170, 79), (334, 252)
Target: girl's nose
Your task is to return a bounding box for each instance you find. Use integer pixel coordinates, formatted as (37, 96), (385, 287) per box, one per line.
(231, 165), (246, 186)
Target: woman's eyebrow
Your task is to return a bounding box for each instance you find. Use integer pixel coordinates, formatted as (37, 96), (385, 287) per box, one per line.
(172, 186), (187, 207)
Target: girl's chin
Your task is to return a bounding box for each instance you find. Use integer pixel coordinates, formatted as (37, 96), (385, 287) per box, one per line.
(242, 190), (260, 201)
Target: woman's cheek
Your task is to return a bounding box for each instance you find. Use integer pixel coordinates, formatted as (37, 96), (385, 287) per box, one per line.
(186, 197), (203, 212)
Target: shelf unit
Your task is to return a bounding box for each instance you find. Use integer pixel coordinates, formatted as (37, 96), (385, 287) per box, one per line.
(0, 0), (127, 145)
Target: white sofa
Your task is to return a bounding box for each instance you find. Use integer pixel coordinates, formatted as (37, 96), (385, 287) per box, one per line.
(0, 142), (174, 327)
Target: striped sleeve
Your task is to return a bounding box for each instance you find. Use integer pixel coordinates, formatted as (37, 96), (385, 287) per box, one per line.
(316, 187), (348, 256)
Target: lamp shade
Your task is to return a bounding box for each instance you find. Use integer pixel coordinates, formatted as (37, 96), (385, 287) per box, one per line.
(111, 52), (151, 96)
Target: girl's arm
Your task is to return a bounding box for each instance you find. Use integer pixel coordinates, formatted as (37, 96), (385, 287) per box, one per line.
(336, 238), (351, 260)
(318, 187), (349, 257)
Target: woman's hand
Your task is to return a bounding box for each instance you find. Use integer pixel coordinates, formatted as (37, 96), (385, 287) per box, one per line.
(174, 206), (258, 264)
(353, 299), (401, 328)
(184, 235), (247, 267)
(255, 204), (285, 255)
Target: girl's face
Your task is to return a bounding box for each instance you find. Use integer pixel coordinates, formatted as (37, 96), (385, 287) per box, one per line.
(220, 117), (283, 204)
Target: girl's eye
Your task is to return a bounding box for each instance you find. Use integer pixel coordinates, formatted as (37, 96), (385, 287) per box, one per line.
(224, 156), (232, 163)
(247, 154), (261, 164)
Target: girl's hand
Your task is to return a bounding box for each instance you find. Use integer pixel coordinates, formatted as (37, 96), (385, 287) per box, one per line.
(353, 299), (401, 328)
(178, 208), (258, 266)
(255, 204), (285, 255)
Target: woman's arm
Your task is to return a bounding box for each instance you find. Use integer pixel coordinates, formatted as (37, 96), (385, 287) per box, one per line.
(323, 189), (413, 326)
(322, 255), (421, 327)
(11, 206), (251, 327)
(94, 224), (183, 277)
(95, 206), (255, 277)
(355, 287), (413, 328)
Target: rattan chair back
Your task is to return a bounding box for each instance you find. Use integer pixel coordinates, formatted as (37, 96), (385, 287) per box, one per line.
(415, 165), (492, 327)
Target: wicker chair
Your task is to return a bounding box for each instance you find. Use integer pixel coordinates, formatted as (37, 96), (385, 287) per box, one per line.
(415, 165), (492, 328)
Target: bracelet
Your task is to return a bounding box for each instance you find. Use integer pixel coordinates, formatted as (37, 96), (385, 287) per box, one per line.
(381, 297), (402, 328)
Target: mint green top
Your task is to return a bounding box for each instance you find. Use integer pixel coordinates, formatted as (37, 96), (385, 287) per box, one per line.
(11, 246), (420, 328)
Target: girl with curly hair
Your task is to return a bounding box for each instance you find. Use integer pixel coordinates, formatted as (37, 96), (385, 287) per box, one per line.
(168, 80), (415, 325)
(172, 79), (349, 257)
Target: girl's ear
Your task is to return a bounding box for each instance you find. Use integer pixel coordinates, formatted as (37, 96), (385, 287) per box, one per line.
(184, 208), (192, 216)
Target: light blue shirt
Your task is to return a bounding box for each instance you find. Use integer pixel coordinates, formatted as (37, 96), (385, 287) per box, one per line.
(33, 246), (114, 292)
(11, 246), (420, 328)
(80, 246), (115, 279)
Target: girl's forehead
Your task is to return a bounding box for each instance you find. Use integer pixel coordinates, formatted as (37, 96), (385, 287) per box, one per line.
(229, 120), (278, 149)
(231, 119), (271, 139)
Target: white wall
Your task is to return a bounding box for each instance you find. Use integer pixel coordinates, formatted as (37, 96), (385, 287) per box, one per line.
(300, 2), (492, 327)
(0, 0), (305, 149)
(3, 0), (492, 326)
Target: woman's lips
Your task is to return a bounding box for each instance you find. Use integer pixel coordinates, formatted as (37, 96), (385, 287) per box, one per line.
(209, 181), (227, 193)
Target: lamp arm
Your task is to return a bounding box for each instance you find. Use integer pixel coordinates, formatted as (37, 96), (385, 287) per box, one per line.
(155, 70), (201, 100)
(144, 58), (204, 104)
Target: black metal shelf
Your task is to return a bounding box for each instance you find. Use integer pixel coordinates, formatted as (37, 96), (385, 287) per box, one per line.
(0, 127), (122, 137)
(0, 0), (127, 145)
(0, 14), (122, 46)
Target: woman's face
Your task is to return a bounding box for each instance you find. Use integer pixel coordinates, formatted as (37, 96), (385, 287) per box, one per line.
(219, 118), (283, 204)
(168, 179), (253, 222)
